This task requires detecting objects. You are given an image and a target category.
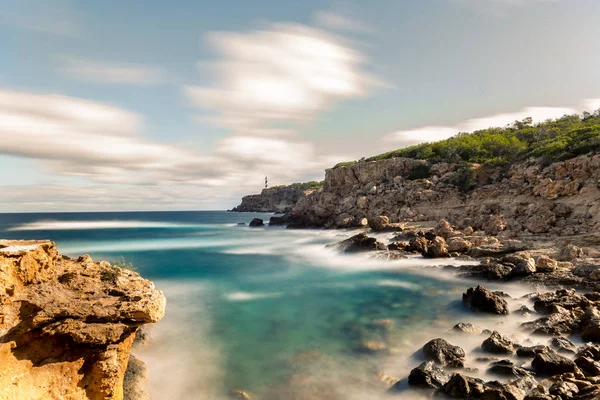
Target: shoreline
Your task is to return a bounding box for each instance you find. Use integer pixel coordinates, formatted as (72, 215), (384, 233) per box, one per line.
(310, 217), (600, 399)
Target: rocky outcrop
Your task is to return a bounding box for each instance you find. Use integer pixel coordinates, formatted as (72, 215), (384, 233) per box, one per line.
(231, 185), (318, 213)
(0, 240), (165, 400)
(281, 154), (600, 234)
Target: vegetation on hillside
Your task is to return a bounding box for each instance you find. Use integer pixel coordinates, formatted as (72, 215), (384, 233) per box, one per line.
(270, 181), (323, 190)
(334, 111), (600, 169)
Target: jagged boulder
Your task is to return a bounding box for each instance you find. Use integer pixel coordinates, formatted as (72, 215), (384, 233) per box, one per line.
(368, 215), (390, 232)
(536, 256), (558, 272)
(443, 373), (485, 398)
(482, 331), (515, 354)
(447, 237), (472, 253)
(328, 233), (387, 253)
(531, 351), (578, 376)
(558, 244), (584, 261)
(424, 236), (450, 258)
(435, 219), (455, 239)
(549, 337), (577, 354)
(407, 361), (451, 389)
(422, 338), (466, 368)
(462, 286), (509, 315)
(249, 218), (264, 227)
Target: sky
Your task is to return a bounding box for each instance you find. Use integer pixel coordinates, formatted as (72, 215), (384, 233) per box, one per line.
(1, 0), (600, 212)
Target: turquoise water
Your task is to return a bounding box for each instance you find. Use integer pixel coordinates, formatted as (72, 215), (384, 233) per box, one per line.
(0, 211), (486, 399)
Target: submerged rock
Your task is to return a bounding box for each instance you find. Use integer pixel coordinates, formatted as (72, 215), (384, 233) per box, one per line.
(531, 351), (578, 376)
(452, 322), (484, 334)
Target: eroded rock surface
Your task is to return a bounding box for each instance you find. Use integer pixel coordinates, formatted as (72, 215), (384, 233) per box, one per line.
(0, 240), (165, 400)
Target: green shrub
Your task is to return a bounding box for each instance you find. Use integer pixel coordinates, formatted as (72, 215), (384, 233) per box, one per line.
(407, 163), (431, 180)
(448, 164), (477, 193)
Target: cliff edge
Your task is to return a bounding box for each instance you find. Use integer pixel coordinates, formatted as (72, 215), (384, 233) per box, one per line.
(0, 240), (165, 400)
(282, 153), (600, 236)
(231, 183), (320, 213)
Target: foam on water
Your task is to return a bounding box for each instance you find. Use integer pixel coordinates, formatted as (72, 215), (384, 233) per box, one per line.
(8, 220), (227, 231)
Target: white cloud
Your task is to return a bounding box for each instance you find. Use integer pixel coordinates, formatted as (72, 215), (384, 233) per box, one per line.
(185, 23), (381, 134)
(313, 11), (371, 33)
(60, 56), (168, 85)
(384, 101), (598, 147)
(0, 88), (344, 201)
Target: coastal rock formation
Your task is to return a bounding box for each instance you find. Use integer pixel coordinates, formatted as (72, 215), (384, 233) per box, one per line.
(0, 240), (165, 400)
(280, 154), (600, 234)
(231, 184), (319, 213)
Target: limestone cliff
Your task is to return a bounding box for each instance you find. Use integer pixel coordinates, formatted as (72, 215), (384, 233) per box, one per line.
(281, 154), (600, 236)
(0, 240), (165, 400)
(231, 186), (316, 213)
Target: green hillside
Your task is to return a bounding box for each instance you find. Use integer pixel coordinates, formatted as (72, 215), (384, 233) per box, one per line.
(336, 111), (600, 168)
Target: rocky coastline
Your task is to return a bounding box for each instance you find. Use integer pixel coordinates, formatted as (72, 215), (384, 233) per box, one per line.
(0, 240), (165, 400)
(319, 218), (600, 399)
(235, 151), (600, 399)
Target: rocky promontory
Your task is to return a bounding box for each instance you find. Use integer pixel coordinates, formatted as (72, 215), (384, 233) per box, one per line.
(231, 182), (322, 213)
(0, 240), (165, 400)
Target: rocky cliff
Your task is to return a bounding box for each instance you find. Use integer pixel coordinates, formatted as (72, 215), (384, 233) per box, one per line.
(0, 240), (165, 400)
(282, 154), (600, 236)
(231, 186), (316, 213)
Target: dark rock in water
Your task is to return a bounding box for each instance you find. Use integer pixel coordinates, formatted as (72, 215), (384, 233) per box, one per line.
(531, 351), (578, 375)
(577, 344), (600, 361)
(327, 232), (387, 253)
(549, 381), (579, 399)
(488, 359), (534, 379)
(521, 312), (575, 335)
(463, 286), (509, 315)
(574, 384), (600, 399)
(482, 331), (515, 354)
(269, 216), (286, 226)
(481, 383), (527, 400)
(443, 373), (485, 398)
(549, 337), (577, 354)
(517, 345), (550, 358)
(452, 322), (483, 334)
(422, 338), (466, 368)
(581, 316), (600, 342)
(407, 361), (451, 389)
(532, 289), (591, 314)
(249, 218), (264, 227)
(575, 356), (600, 376)
(237, 222), (246, 226)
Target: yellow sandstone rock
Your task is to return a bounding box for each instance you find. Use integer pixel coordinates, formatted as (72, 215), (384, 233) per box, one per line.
(0, 240), (165, 400)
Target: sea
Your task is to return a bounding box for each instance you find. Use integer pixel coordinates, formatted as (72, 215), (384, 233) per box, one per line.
(0, 211), (538, 400)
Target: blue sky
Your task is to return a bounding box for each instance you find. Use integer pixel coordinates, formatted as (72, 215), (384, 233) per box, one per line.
(1, 0), (599, 211)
